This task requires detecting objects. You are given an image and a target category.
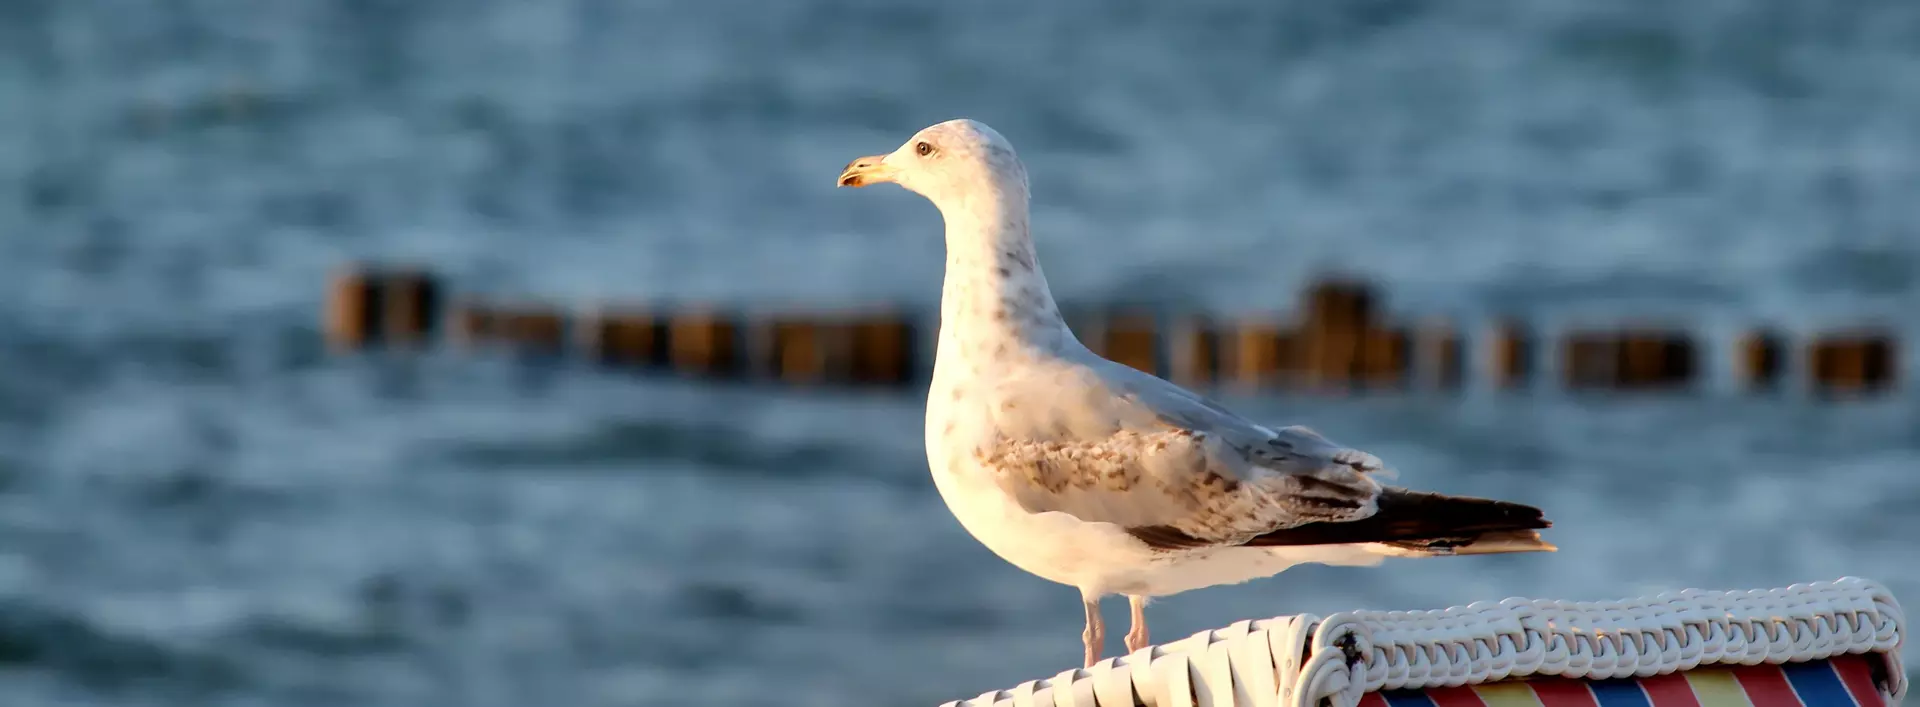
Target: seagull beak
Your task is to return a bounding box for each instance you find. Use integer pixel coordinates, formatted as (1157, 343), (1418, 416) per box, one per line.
(838, 155), (896, 188)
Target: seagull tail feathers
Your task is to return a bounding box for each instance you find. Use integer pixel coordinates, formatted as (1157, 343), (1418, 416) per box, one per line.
(1243, 487), (1555, 556)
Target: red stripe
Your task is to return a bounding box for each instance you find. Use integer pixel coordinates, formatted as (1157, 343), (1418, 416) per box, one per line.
(1732, 665), (1806, 707)
(1532, 680), (1602, 707)
(1429, 686), (1491, 707)
(1361, 692), (1393, 707)
(1830, 655), (1886, 707)
(1642, 673), (1705, 707)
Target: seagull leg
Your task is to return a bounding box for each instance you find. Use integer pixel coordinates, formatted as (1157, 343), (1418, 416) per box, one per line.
(1125, 595), (1150, 652)
(1081, 595), (1105, 667)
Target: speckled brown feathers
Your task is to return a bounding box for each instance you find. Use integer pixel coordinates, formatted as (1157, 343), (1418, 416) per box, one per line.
(977, 425), (1387, 547)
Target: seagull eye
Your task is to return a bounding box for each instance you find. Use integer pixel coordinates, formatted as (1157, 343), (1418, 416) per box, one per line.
(915, 141), (934, 156)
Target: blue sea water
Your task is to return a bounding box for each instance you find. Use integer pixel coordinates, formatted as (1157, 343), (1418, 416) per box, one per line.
(1, 0), (1917, 705)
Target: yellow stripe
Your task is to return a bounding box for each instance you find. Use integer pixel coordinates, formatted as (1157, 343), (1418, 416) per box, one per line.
(1474, 682), (1546, 707)
(1685, 669), (1755, 707)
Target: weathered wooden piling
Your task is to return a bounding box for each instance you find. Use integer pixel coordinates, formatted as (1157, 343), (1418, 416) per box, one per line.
(1302, 280), (1377, 332)
(1618, 330), (1695, 388)
(323, 268), (377, 352)
(1300, 280), (1377, 389)
(1221, 320), (1297, 390)
(757, 313), (918, 386)
(1487, 320), (1532, 390)
(449, 301), (567, 354)
(1093, 311), (1161, 377)
(1808, 331), (1896, 396)
(323, 266), (441, 351)
(1412, 322), (1464, 391)
(1561, 329), (1696, 391)
(315, 267), (1908, 398)
(1737, 329), (1786, 392)
(846, 315), (917, 386)
(1561, 331), (1609, 390)
(667, 312), (742, 378)
(765, 316), (839, 385)
(1354, 327), (1409, 390)
(1168, 315), (1221, 389)
(578, 310), (665, 368)
(381, 269), (441, 349)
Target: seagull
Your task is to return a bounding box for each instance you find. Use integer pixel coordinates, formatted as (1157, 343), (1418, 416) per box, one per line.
(837, 119), (1555, 668)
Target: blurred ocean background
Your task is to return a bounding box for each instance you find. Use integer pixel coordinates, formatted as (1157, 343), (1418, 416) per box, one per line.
(2, 0), (1918, 705)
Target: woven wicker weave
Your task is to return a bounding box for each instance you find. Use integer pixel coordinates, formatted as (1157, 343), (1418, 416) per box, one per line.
(942, 577), (1906, 707)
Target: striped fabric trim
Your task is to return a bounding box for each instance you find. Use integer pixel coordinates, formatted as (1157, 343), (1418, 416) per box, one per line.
(1356, 655), (1890, 707)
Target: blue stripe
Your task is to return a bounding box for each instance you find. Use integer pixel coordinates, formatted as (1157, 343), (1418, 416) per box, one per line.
(1383, 690), (1439, 707)
(1588, 680), (1654, 707)
(1782, 661), (1857, 707)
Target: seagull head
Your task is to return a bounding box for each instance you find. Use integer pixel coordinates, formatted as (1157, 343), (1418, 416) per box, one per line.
(837, 119), (1029, 206)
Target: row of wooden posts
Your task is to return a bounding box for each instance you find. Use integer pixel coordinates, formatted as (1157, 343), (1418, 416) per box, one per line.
(323, 266), (1900, 397)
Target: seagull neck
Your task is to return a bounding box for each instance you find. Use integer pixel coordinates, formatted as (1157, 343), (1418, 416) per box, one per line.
(936, 196), (1072, 355)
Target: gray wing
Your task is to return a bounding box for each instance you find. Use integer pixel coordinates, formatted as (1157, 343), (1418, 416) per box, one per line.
(978, 352), (1389, 546)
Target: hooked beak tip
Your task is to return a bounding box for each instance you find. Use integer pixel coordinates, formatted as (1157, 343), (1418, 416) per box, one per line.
(838, 156), (889, 189)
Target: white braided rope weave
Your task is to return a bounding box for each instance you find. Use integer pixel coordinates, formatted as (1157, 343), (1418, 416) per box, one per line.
(940, 576), (1907, 707)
